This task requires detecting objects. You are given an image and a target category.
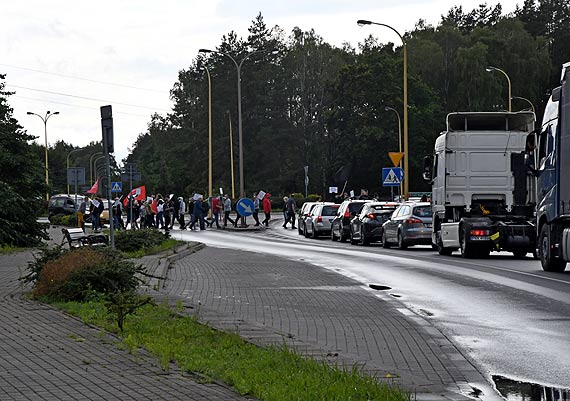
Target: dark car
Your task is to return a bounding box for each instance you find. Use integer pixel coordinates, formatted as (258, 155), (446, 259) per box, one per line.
(382, 202), (433, 249)
(48, 194), (84, 220)
(349, 202), (399, 245)
(331, 199), (371, 242)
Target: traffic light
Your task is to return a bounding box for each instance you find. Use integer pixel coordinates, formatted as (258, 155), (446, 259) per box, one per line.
(100, 105), (114, 154)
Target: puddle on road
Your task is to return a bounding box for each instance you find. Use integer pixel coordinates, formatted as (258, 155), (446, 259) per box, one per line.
(369, 284), (392, 291)
(493, 375), (570, 401)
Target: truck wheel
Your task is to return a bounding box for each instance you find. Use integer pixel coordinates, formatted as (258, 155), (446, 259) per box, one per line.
(382, 231), (391, 248)
(436, 232), (453, 256)
(538, 224), (567, 272)
(459, 225), (476, 258)
(397, 231), (407, 250)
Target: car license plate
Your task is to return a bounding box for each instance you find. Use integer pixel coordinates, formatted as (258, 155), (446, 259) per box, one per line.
(424, 223), (432, 228)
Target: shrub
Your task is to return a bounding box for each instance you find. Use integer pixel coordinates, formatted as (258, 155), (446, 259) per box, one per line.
(61, 214), (78, 226)
(21, 245), (67, 285)
(307, 194), (322, 202)
(115, 229), (170, 253)
(31, 247), (143, 301)
(48, 214), (65, 225)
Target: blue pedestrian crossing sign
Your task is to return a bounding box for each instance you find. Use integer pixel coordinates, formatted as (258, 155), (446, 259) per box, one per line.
(236, 198), (254, 217)
(382, 167), (404, 187)
(111, 181), (123, 192)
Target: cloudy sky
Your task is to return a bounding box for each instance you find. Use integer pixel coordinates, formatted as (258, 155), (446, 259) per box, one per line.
(2, 0), (521, 163)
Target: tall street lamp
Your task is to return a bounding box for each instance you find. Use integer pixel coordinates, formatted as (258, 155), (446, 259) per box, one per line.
(227, 110), (236, 199)
(486, 66), (512, 112)
(203, 64), (213, 202)
(27, 110), (59, 200)
(66, 148), (83, 195)
(89, 151), (103, 186)
(385, 106), (403, 197)
(357, 20), (409, 199)
(199, 48), (271, 199)
(512, 96), (536, 114)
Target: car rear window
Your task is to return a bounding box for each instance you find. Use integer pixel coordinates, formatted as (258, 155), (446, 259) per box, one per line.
(322, 205), (339, 216)
(413, 206), (432, 217)
(348, 203), (365, 213)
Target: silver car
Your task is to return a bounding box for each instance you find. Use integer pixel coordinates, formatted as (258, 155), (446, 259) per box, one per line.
(382, 202), (433, 249)
(304, 203), (340, 238)
(297, 202), (320, 236)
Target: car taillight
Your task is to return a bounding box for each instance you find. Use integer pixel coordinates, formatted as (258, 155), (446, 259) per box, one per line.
(406, 218), (422, 224)
(470, 229), (489, 236)
(344, 211), (351, 218)
(317, 216), (323, 222)
(368, 213), (376, 219)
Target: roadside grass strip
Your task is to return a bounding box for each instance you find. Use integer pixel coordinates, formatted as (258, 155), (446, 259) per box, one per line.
(121, 239), (182, 258)
(57, 301), (410, 401)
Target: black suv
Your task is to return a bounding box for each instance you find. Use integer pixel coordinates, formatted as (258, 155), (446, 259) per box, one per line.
(331, 199), (370, 242)
(48, 194), (83, 220)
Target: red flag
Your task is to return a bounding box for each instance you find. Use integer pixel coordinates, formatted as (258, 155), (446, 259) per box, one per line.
(123, 185), (146, 206)
(86, 178), (99, 194)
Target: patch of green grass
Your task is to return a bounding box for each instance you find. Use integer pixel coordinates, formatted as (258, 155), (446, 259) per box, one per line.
(57, 301), (410, 401)
(121, 239), (183, 258)
(0, 244), (27, 254)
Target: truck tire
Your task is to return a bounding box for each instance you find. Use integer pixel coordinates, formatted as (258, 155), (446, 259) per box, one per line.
(436, 232), (453, 256)
(512, 250), (527, 259)
(538, 223), (567, 272)
(459, 224), (476, 258)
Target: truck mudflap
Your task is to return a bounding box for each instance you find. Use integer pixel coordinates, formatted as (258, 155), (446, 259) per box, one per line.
(489, 221), (536, 252)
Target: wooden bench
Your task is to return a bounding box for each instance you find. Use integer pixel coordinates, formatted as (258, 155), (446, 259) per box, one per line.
(61, 228), (108, 249)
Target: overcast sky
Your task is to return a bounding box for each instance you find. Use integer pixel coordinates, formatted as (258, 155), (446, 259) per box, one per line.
(2, 0), (521, 163)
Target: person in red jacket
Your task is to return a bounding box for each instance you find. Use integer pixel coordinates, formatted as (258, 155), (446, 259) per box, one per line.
(262, 193), (272, 227)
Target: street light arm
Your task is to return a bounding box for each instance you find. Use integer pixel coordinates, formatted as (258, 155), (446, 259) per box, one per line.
(357, 20), (406, 45)
(486, 66), (512, 112)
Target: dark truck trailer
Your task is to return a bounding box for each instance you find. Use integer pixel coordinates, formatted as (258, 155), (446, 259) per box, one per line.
(536, 62), (570, 272)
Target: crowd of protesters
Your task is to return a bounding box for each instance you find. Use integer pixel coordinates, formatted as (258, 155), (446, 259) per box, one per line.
(79, 191), (278, 232)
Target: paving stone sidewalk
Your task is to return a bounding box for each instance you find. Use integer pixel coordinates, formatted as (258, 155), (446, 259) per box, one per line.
(143, 245), (500, 401)
(0, 249), (255, 401)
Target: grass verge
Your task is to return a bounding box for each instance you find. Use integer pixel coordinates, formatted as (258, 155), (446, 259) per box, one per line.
(121, 239), (183, 258)
(57, 300), (410, 401)
(0, 244), (27, 254)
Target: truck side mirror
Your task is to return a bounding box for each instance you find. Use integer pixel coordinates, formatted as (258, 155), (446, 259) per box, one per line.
(422, 156), (433, 182)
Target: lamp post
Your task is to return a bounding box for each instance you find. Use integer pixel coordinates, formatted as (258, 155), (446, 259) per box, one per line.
(89, 152), (103, 186)
(66, 148), (83, 195)
(512, 96), (536, 114)
(227, 110), (236, 199)
(199, 48), (271, 199)
(93, 155), (106, 194)
(486, 66), (512, 112)
(357, 20), (409, 199)
(385, 106), (403, 197)
(201, 63), (213, 202)
(27, 110), (59, 200)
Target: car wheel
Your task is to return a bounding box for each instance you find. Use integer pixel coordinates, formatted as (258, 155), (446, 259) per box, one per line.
(397, 230), (407, 250)
(339, 227), (347, 242)
(298, 224), (303, 235)
(382, 230), (391, 248)
(304, 224), (310, 238)
(311, 224), (319, 239)
(350, 230), (358, 245)
(331, 224), (337, 241)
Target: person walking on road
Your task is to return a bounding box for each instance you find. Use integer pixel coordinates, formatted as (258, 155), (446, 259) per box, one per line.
(189, 195), (206, 231)
(283, 195), (296, 229)
(252, 192), (261, 226)
(223, 194), (237, 228)
(210, 195), (222, 228)
(262, 193), (272, 227)
(178, 197), (186, 229)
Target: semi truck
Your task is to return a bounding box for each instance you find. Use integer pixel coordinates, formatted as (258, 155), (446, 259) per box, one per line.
(535, 62), (570, 272)
(423, 111), (537, 258)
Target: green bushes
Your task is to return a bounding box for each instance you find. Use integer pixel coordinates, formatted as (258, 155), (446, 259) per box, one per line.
(23, 246), (144, 302)
(114, 229), (171, 253)
(48, 213), (77, 226)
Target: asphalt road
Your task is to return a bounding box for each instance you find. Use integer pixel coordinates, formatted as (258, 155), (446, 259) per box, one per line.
(171, 221), (570, 393)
